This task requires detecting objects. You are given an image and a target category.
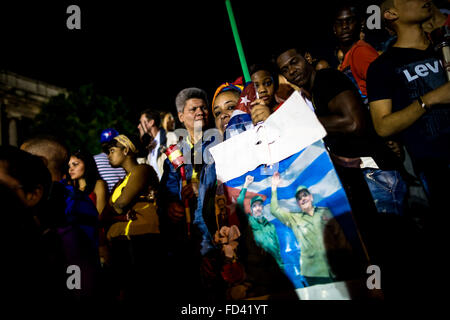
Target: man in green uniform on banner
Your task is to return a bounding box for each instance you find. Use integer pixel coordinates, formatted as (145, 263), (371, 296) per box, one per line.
(270, 172), (351, 286)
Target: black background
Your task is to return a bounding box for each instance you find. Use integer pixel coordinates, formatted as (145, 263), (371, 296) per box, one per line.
(0, 0), (381, 116)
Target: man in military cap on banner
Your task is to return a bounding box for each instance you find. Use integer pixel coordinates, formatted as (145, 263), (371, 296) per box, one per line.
(270, 172), (351, 286)
(237, 175), (283, 270)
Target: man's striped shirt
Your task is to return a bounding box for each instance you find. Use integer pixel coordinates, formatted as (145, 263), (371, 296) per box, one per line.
(94, 152), (126, 192)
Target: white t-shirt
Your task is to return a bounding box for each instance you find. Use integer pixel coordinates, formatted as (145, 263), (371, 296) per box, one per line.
(147, 130), (161, 180)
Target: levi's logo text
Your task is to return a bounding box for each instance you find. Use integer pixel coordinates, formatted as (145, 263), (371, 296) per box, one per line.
(397, 59), (447, 99)
(401, 59), (442, 82)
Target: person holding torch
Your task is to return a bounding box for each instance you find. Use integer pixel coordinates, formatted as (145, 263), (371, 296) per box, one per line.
(159, 87), (212, 300)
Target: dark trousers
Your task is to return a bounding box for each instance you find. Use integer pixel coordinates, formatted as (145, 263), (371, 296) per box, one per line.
(334, 165), (379, 261)
(335, 163), (444, 300)
(162, 223), (206, 301)
(109, 233), (169, 302)
(415, 159), (450, 222)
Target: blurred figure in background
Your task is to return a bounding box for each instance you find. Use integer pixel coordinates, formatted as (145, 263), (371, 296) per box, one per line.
(20, 135), (100, 256)
(0, 146), (68, 304)
(333, 2), (408, 215)
(94, 128), (127, 193)
(9, 141), (101, 301)
(333, 3), (379, 104)
(138, 109), (177, 180)
(161, 111), (178, 146)
(422, 0), (449, 33)
(162, 111), (176, 132)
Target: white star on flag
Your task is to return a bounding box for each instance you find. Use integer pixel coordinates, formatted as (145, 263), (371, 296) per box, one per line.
(240, 95), (251, 106)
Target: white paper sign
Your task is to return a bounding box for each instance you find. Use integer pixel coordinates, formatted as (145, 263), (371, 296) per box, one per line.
(210, 91), (327, 182)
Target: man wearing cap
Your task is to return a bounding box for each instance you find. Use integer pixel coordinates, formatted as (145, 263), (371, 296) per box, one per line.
(94, 128), (127, 193)
(237, 175), (283, 270)
(270, 172), (350, 286)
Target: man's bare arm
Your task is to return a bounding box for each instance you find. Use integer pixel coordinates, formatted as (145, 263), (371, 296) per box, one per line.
(318, 90), (366, 135)
(370, 82), (450, 137)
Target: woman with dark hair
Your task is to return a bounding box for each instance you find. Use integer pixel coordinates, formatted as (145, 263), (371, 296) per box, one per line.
(1, 145), (100, 302)
(68, 149), (108, 214)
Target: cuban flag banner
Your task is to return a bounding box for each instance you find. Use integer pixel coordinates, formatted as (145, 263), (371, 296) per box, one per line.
(210, 91), (368, 299)
(224, 82), (256, 138)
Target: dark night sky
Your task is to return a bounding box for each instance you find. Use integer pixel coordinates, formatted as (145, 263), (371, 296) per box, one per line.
(0, 0), (382, 116)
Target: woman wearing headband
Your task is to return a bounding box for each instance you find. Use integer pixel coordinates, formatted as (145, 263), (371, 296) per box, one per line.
(195, 79), (296, 299)
(101, 133), (165, 301)
(211, 79), (243, 135)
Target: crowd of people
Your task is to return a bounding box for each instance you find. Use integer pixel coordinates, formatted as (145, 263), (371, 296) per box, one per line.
(1, 0), (449, 303)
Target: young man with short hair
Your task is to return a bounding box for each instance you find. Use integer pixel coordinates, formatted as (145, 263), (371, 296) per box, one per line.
(333, 3), (408, 215)
(334, 3), (380, 103)
(367, 0), (450, 213)
(366, 0), (450, 297)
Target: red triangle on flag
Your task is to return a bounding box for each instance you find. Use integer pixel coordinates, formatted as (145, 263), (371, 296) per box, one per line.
(235, 82), (257, 114)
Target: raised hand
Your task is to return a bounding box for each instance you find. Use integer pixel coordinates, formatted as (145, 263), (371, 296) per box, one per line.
(244, 175), (254, 188)
(137, 123), (145, 138)
(272, 171), (281, 189)
(250, 99), (271, 125)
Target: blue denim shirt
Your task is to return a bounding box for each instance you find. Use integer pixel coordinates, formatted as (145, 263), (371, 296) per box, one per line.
(159, 137), (216, 203)
(159, 136), (217, 248)
(193, 162), (218, 255)
(192, 124), (254, 256)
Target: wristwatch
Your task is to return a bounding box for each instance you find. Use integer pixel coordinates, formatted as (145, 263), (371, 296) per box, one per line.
(417, 96), (430, 111)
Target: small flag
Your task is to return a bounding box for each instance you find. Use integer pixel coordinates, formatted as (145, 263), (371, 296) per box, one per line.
(225, 82), (257, 139)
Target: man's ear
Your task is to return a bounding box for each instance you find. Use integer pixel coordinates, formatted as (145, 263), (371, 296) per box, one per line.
(24, 185), (44, 208)
(178, 112), (184, 125)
